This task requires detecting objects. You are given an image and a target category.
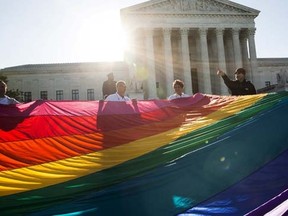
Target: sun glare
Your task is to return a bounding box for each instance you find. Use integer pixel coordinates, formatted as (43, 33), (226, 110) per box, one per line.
(73, 11), (127, 62)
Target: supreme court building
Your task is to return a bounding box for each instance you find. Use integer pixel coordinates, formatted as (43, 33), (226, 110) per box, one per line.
(121, 0), (260, 98)
(1, 0), (288, 101)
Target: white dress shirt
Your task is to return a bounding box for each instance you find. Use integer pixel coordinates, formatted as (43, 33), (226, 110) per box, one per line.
(0, 95), (20, 105)
(105, 92), (131, 101)
(168, 93), (190, 100)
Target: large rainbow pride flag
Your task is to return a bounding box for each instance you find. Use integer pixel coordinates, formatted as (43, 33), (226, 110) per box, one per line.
(1, 92), (288, 215)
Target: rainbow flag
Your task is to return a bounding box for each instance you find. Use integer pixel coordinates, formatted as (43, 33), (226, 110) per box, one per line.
(1, 92), (288, 215)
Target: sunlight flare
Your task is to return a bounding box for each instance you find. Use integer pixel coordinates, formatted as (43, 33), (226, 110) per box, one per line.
(73, 11), (127, 62)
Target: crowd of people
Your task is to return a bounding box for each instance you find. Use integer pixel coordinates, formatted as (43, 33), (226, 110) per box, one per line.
(0, 67), (256, 105)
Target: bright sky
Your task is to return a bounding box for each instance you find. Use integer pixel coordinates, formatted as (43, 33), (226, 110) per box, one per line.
(0, 0), (287, 69)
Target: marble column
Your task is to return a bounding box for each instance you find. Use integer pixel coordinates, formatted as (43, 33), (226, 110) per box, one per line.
(127, 34), (142, 95)
(216, 28), (228, 95)
(180, 28), (193, 94)
(163, 28), (174, 96)
(240, 32), (250, 80)
(225, 33), (234, 76)
(199, 28), (212, 94)
(126, 32), (136, 64)
(145, 28), (157, 99)
(248, 28), (258, 86)
(232, 28), (242, 68)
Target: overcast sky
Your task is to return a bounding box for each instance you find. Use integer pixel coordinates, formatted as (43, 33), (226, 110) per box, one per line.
(0, 0), (287, 69)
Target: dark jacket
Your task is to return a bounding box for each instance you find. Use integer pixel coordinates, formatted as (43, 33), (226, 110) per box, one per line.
(102, 80), (116, 99)
(222, 74), (256, 96)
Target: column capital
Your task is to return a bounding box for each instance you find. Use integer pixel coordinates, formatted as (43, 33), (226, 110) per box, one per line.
(198, 28), (208, 36)
(215, 28), (225, 36)
(231, 28), (241, 36)
(248, 28), (256, 36)
(180, 28), (189, 37)
(163, 28), (172, 37)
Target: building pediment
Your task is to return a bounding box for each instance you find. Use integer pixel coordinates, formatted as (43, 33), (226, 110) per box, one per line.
(121, 0), (259, 15)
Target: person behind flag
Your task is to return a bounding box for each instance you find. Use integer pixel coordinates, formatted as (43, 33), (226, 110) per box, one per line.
(102, 72), (117, 99)
(105, 80), (131, 101)
(168, 79), (190, 100)
(217, 68), (256, 96)
(0, 80), (20, 105)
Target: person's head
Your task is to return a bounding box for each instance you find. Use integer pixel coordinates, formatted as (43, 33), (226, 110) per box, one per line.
(0, 80), (8, 97)
(234, 68), (246, 82)
(116, 80), (127, 97)
(107, 72), (114, 81)
(172, 79), (185, 95)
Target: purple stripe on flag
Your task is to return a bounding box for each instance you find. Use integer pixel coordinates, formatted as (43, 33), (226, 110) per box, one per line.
(245, 189), (288, 216)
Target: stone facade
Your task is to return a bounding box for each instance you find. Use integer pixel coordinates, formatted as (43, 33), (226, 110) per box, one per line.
(0, 62), (130, 102)
(257, 58), (288, 92)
